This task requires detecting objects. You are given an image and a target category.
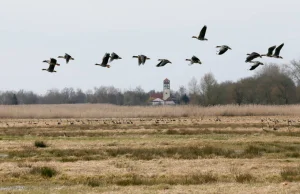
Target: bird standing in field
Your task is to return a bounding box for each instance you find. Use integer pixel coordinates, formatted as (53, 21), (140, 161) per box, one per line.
(249, 61), (264, 71)
(95, 53), (111, 68)
(186, 56), (202, 65)
(246, 52), (262, 62)
(272, 43), (284, 59)
(261, 46), (276, 57)
(133, 55), (150, 65)
(192, 25), (208, 41)
(58, 53), (74, 64)
(216, 45), (232, 55)
(110, 52), (122, 62)
(156, 59), (172, 67)
(43, 58), (60, 66)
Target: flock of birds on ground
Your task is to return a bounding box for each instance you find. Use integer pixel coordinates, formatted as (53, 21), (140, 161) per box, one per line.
(1, 117), (298, 133)
(42, 25), (285, 72)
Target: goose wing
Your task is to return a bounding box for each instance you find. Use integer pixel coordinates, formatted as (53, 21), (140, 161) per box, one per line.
(249, 63), (260, 70)
(65, 54), (71, 63)
(198, 25), (207, 39)
(267, 46), (276, 56)
(274, 43), (284, 56)
(50, 58), (57, 65)
(48, 64), (56, 72)
(191, 56), (200, 63)
(156, 59), (168, 67)
(250, 61), (263, 70)
(218, 47), (228, 55)
(141, 55), (148, 65)
(246, 52), (261, 62)
(191, 56), (199, 61)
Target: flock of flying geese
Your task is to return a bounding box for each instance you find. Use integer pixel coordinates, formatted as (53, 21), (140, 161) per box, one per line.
(42, 25), (284, 72)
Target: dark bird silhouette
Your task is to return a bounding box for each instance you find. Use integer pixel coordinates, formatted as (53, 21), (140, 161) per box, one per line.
(192, 25), (208, 41)
(272, 43), (284, 59)
(186, 56), (202, 65)
(246, 52), (262, 62)
(133, 55), (150, 65)
(95, 53), (111, 68)
(216, 45), (232, 55)
(58, 53), (74, 63)
(42, 63), (57, 73)
(43, 58), (60, 66)
(249, 61), (264, 70)
(261, 46), (276, 57)
(110, 52), (122, 62)
(156, 59), (172, 67)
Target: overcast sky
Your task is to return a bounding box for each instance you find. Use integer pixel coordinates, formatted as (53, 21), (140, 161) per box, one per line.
(0, 0), (299, 94)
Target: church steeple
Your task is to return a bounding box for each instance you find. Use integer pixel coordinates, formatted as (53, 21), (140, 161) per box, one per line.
(163, 78), (170, 100)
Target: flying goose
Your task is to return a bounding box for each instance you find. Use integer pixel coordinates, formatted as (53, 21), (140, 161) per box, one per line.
(246, 52), (262, 62)
(133, 55), (150, 65)
(58, 53), (74, 64)
(95, 53), (111, 68)
(249, 61), (264, 71)
(43, 58), (60, 66)
(42, 63), (57, 73)
(216, 45), (232, 55)
(110, 52), (122, 62)
(156, 59), (172, 67)
(261, 46), (276, 57)
(186, 56), (202, 65)
(272, 43), (284, 59)
(192, 25), (208, 41)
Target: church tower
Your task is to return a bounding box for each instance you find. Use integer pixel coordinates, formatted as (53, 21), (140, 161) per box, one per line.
(163, 78), (170, 100)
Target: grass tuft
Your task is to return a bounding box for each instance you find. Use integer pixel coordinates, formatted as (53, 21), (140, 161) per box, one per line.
(280, 166), (300, 181)
(34, 141), (47, 148)
(30, 166), (57, 178)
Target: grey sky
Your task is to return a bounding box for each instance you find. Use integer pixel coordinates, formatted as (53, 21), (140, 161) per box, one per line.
(1, 0), (299, 93)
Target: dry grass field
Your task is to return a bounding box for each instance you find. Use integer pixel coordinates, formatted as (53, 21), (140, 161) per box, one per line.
(1, 104), (300, 193)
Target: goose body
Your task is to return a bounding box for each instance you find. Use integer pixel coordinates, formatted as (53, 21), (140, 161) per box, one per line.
(95, 53), (111, 68)
(156, 59), (172, 67)
(133, 55), (150, 65)
(192, 25), (208, 41)
(246, 52), (262, 62)
(272, 43), (284, 58)
(110, 52), (122, 62)
(249, 61), (264, 71)
(216, 45), (232, 55)
(186, 56), (202, 65)
(58, 53), (74, 63)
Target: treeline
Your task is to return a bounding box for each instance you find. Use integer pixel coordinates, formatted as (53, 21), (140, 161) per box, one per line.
(2, 62), (300, 106)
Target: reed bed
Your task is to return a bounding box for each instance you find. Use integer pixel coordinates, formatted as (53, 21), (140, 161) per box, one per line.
(0, 104), (300, 118)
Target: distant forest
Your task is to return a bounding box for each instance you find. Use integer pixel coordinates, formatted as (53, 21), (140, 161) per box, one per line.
(3, 61), (300, 106)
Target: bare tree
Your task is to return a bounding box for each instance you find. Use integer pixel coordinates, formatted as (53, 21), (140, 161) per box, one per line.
(200, 73), (219, 106)
(283, 60), (300, 85)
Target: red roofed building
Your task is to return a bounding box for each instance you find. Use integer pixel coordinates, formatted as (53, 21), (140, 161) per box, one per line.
(149, 92), (163, 100)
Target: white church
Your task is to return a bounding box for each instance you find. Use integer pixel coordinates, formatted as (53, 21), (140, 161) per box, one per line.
(150, 78), (176, 105)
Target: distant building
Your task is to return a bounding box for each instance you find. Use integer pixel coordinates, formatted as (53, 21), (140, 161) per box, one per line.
(163, 78), (171, 100)
(150, 78), (175, 105)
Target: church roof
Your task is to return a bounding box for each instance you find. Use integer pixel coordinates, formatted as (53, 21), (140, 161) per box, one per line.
(164, 78), (170, 84)
(150, 93), (163, 99)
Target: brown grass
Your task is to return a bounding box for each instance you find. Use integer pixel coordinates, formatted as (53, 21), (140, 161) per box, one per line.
(0, 104), (300, 118)
(1, 115), (300, 193)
